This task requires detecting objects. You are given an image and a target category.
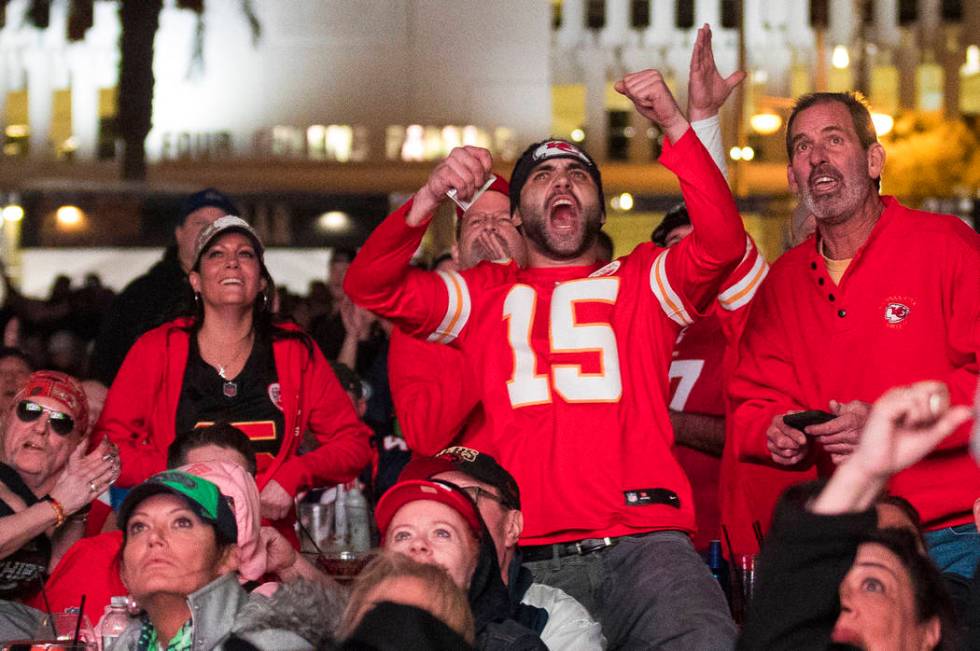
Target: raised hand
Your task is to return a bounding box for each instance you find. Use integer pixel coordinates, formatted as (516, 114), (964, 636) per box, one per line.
(408, 146), (494, 227)
(847, 382), (970, 481)
(50, 439), (120, 514)
(811, 382), (970, 515)
(614, 69), (689, 144)
(687, 23), (746, 122)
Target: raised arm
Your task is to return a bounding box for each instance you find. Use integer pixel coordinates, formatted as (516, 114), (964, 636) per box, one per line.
(344, 147), (494, 342)
(616, 67), (746, 315)
(738, 381), (968, 650)
(687, 23), (745, 176)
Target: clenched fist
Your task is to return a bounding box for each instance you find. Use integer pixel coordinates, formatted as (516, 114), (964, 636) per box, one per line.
(408, 146), (494, 227)
(614, 70), (689, 143)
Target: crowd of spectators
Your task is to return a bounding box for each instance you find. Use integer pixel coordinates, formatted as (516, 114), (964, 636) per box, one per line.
(0, 22), (974, 651)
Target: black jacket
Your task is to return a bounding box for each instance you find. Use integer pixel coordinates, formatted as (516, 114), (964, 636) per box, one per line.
(737, 483), (872, 651)
(91, 246), (192, 385)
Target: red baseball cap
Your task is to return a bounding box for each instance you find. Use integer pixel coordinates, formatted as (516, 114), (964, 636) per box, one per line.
(375, 479), (482, 540)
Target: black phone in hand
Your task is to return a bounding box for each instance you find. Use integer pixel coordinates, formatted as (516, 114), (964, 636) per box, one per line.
(783, 410), (836, 433)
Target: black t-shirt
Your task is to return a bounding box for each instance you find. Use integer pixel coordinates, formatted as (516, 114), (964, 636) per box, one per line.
(177, 333), (285, 472)
(0, 463), (51, 601)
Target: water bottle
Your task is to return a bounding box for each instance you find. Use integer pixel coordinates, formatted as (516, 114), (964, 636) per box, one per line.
(97, 596), (131, 650)
(333, 483), (348, 550)
(346, 485), (371, 551)
(706, 540), (731, 604)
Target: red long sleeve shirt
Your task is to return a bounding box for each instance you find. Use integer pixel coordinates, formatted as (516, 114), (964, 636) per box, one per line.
(347, 130), (747, 545)
(730, 197), (980, 530)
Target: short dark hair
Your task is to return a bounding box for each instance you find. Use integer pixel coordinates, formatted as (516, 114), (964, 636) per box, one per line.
(785, 91), (878, 159)
(167, 422), (258, 476)
(650, 203), (691, 247)
(857, 528), (957, 650)
(876, 494), (922, 530)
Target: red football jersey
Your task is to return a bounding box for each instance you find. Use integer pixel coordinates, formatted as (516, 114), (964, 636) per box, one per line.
(669, 238), (767, 549)
(346, 130), (746, 545)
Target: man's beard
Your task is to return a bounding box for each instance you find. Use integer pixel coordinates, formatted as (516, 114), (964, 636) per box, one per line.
(799, 163), (869, 225)
(521, 204), (603, 261)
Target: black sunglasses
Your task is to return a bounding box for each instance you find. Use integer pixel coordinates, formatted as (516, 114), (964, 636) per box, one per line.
(16, 400), (75, 436)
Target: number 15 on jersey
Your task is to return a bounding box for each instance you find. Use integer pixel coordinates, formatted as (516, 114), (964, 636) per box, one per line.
(503, 277), (623, 408)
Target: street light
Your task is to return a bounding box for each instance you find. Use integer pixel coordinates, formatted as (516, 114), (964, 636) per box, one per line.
(871, 113), (894, 137)
(56, 205), (84, 229)
(610, 192), (634, 212)
(750, 112), (782, 136)
(2, 205), (23, 222)
(831, 45), (850, 70)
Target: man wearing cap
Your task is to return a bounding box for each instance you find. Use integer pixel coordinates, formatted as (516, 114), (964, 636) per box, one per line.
(91, 188), (237, 386)
(388, 176), (527, 453)
(403, 447), (605, 650)
(347, 26), (744, 648)
(390, 59), (733, 458)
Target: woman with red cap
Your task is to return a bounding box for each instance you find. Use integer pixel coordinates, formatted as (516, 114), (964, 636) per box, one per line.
(0, 370), (118, 602)
(375, 479), (548, 651)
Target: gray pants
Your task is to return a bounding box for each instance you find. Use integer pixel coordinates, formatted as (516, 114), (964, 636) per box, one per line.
(524, 531), (737, 650)
(0, 600), (43, 643)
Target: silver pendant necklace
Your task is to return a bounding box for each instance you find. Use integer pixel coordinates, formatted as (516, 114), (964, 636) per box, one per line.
(218, 366), (238, 397)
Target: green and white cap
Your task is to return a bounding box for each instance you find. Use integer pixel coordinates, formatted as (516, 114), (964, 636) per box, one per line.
(118, 470), (238, 544)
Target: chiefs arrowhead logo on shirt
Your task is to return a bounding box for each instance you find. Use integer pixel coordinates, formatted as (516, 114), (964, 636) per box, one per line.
(267, 383), (283, 411)
(882, 297), (915, 327)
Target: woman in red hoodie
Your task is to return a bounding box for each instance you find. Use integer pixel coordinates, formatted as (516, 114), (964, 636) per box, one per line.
(95, 216), (371, 539)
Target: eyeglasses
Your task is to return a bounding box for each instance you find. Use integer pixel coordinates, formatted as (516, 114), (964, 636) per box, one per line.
(16, 400), (75, 436)
(459, 485), (510, 509)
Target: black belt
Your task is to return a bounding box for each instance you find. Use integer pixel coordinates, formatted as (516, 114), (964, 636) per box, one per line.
(521, 531), (656, 563)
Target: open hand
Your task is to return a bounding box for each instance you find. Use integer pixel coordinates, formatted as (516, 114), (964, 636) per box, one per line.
(50, 439), (120, 514)
(687, 24), (746, 121)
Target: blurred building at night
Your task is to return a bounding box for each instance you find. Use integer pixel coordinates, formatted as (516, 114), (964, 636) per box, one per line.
(0, 0), (976, 293)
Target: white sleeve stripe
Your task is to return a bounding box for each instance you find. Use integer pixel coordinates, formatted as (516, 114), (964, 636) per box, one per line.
(427, 270), (471, 344)
(738, 236), (753, 264)
(649, 249), (693, 326)
(719, 255), (769, 311)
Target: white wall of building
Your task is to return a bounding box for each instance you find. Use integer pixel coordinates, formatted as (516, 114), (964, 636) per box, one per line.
(0, 0), (552, 163)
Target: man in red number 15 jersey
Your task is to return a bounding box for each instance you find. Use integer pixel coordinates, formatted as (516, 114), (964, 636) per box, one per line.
(347, 26), (745, 649)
